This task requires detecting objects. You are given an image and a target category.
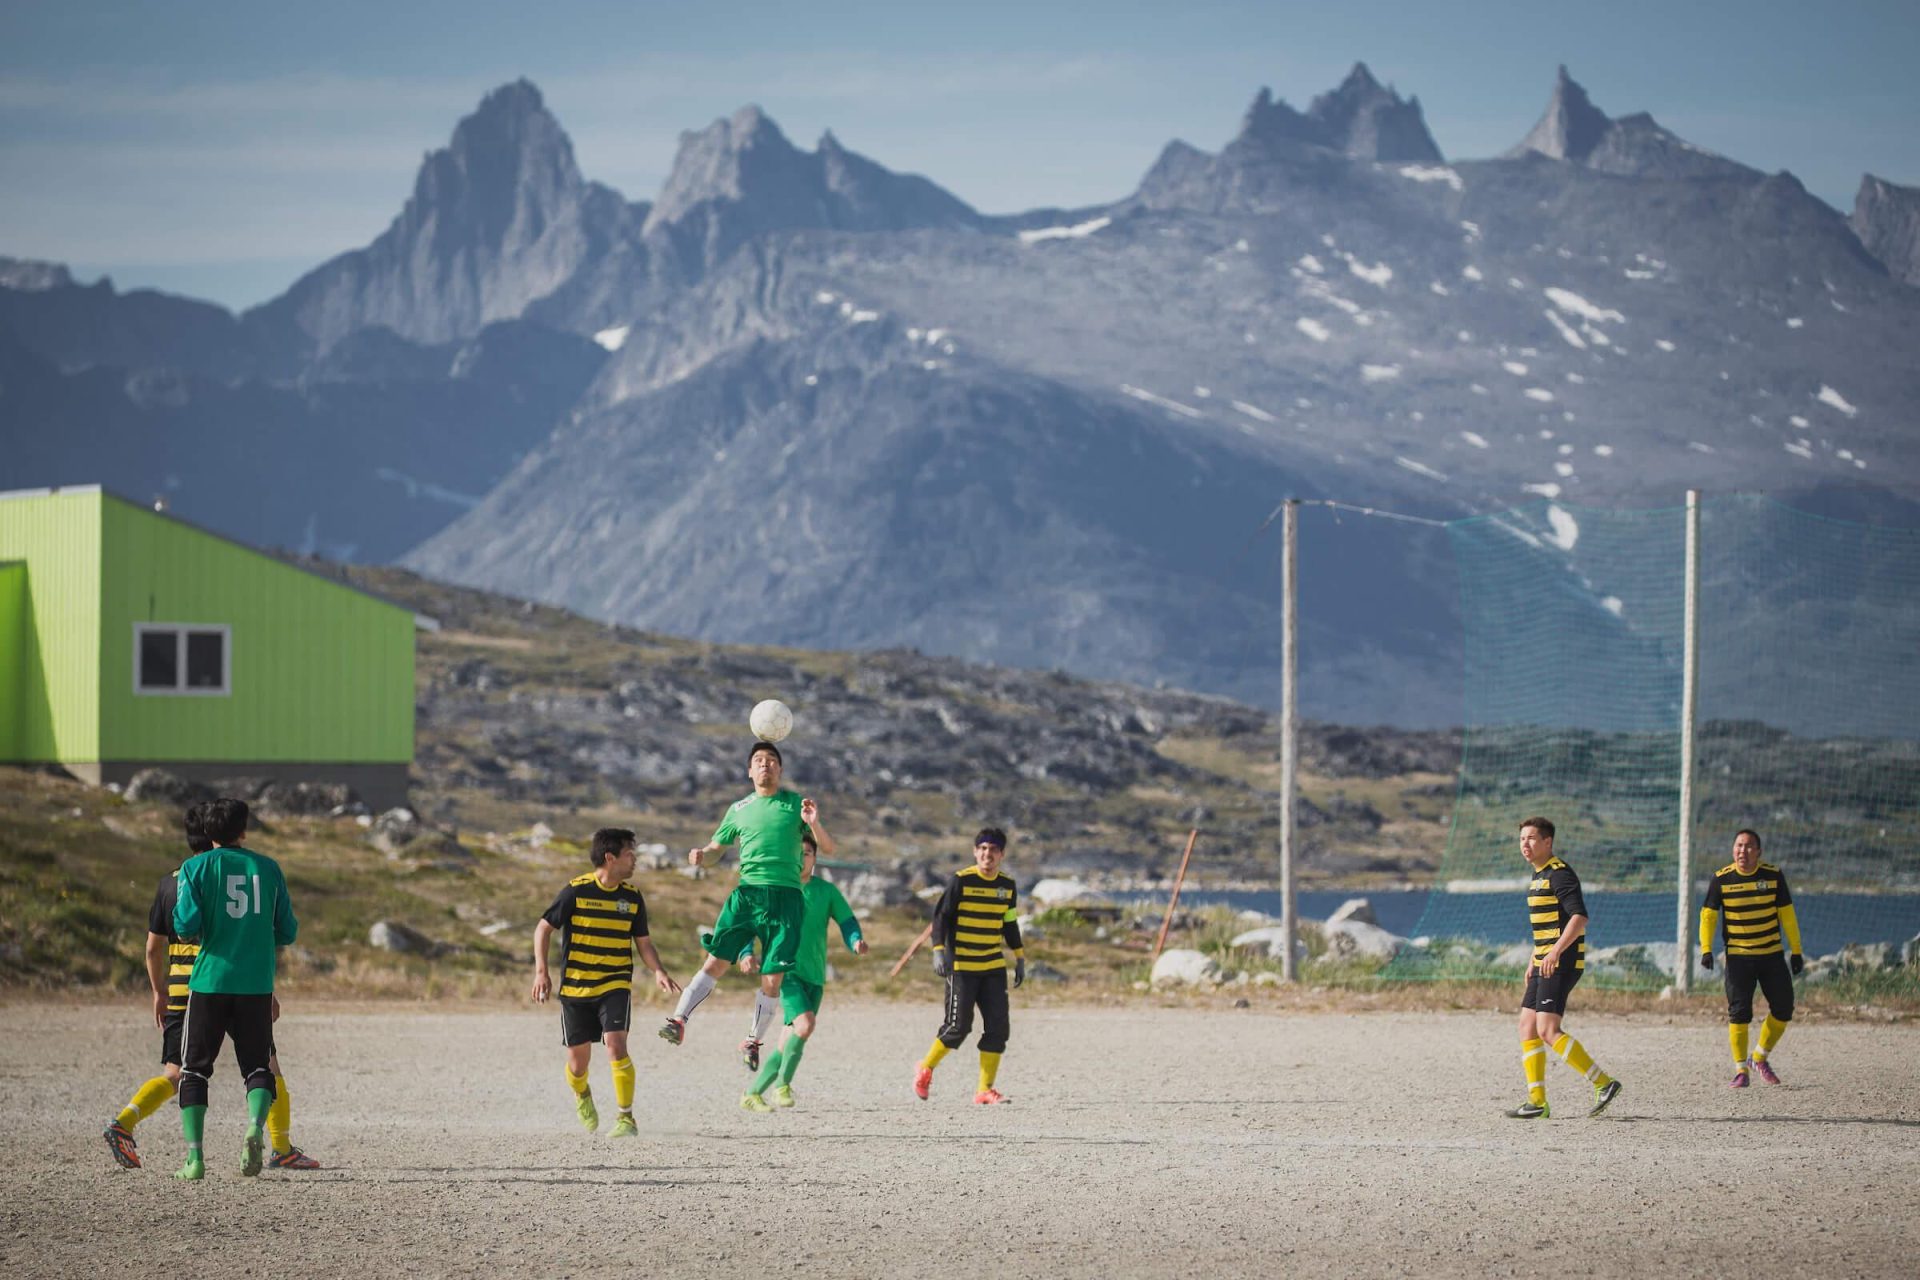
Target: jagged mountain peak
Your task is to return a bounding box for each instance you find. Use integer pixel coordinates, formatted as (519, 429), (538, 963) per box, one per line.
(1506, 66), (1749, 180)
(1506, 64), (1612, 162)
(1235, 64), (1442, 164)
(1853, 173), (1920, 286)
(0, 257), (75, 292)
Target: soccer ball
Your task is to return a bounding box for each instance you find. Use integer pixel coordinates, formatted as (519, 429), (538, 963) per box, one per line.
(749, 699), (793, 743)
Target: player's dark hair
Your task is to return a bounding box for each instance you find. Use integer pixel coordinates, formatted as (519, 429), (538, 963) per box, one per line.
(1519, 816), (1555, 840)
(974, 827), (1008, 849)
(749, 741), (783, 766)
(1734, 828), (1762, 849)
(590, 828), (636, 867)
(202, 797), (249, 846)
(801, 830), (818, 853)
(183, 801), (213, 854)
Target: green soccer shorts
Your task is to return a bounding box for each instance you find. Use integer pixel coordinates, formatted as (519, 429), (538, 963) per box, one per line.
(703, 884), (805, 974)
(780, 975), (824, 1024)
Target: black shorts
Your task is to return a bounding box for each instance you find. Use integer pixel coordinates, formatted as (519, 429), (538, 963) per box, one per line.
(937, 968), (1011, 1054)
(162, 1011), (272, 1067)
(1521, 962), (1583, 1014)
(1724, 952), (1794, 1023)
(561, 990), (632, 1047)
(178, 991), (276, 1109)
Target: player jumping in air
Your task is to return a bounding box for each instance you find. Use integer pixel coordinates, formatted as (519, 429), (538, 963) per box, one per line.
(533, 828), (680, 1137)
(738, 831), (868, 1111)
(168, 798), (298, 1179)
(1505, 816), (1623, 1120)
(913, 828), (1025, 1105)
(1699, 829), (1803, 1087)
(103, 802), (319, 1171)
(659, 741), (834, 1048)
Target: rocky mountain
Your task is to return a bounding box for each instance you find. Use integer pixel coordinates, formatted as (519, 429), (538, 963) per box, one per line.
(5, 65), (1919, 724)
(1853, 174), (1920, 287)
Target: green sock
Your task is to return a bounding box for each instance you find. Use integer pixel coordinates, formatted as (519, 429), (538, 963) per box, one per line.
(246, 1087), (273, 1134)
(749, 1050), (783, 1096)
(778, 1037), (807, 1086)
(181, 1102), (206, 1151)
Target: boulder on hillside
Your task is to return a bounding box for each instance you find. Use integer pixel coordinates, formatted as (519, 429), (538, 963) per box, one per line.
(368, 920), (442, 956)
(123, 768), (214, 806)
(1320, 919), (1406, 961)
(1326, 897), (1377, 927)
(369, 807), (422, 853)
(1151, 948), (1222, 986)
(840, 867), (919, 910)
(256, 779), (358, 816)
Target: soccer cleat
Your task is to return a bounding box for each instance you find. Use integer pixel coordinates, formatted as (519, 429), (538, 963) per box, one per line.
(913, 1066), (933, 1100)
(1504, 1100), (1550, 1119)
(659, 1017), (685, 1047)
(174, 1155), (205, 1181)
(740, 1092), (773, 1113)
(1588, 1079), (1622, 1117)
(241, 1129), (265, 1177)
(1753, 1059), (1781, 1085)
(103, 1122), (141, 1170)
(609, 1112), (638, 1139)
(771, 1085), (795, 1108)
(576, 1092), (600, 1132)
(741, 1039), (761, 1071)
(973, 1088), (1011, 1105)
(267, 1147), (320, 1170)
(1729, 1070), (1750, 1089)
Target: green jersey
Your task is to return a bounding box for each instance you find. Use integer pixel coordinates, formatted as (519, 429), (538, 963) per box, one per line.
(736, 876), (864, 985)
(711, 788), (813, 889)
(172, 844), (297, 995)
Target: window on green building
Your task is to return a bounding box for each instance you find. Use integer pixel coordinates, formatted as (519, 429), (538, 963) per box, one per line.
(135, 624), (230, 696)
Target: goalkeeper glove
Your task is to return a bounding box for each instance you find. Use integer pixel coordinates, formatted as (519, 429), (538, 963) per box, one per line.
(1013, 956), (1025, 988)
(931, 947), (949, 977)
(1699, 952), (1714, 971)
(1790, 953), (1804, 975)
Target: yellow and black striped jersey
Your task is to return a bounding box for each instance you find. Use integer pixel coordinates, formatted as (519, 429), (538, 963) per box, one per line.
(540, 873), (650, 1000)
(1525, 857), (1588, 970)
(146, 870), (197, 1015)
(932, 866), (1023, 974)
(1702, 862), (1795, 956)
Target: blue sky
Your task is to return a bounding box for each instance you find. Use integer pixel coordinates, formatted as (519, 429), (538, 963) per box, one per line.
(3, 0), (1916, 310)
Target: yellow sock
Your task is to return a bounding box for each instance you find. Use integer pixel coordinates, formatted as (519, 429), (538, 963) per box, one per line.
(1552, 1033), (1612, 1088)
(611, 1056), (636, 1110)
(1754, 1016), (1787, 1060)
(116, 1075), (177, 1131)
(1729, 1022), (1751, 1067)
(920, 1040), (951, 1072)
(978, 1051), (1002, 1091)
(1521, 1038), (1547, 1106)
(267, 1074), (292, 1155)
(565, 1065), (591, 1097)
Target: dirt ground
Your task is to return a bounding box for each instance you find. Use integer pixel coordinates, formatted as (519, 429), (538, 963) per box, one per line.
(1, 997), (1916, 1279)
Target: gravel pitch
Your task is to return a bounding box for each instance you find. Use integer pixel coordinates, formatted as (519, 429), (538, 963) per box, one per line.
(2, 999), (1916, 1278)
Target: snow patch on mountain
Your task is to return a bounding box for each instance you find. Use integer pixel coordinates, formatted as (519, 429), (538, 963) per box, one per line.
(1019, 216), (1112, 244)
(1815, 384), (1859, 416)
(593, 325), (631, 352)
(1296, 317), (1331, 342)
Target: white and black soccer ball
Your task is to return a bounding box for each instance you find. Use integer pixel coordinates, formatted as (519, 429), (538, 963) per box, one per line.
(749, 698), (793, 742)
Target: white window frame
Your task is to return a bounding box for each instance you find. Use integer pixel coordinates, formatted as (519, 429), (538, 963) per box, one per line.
(133, 623), (232, 697)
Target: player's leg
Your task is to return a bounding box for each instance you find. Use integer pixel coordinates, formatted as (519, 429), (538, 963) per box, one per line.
(1724, 957), (1757, 1087)
(1507, 974), (1551, 1118)
(562, 1000), (604, 1132)
(174, 992), (224, 1179)
(232, 995), (277, 1177)
(769, 984), (822, 1107)
(1538, 970), (1619, 1115)
(917, 972), (976, 1099)
(743, 986), (778, 1071)
(1750, 954), (1794, 1083)
(604, 991), (638, 1137)
(973, 971), (1011, 1104)
(667, 892), (754, 1042)
(261, 1044), (319, 1169)
(105, 1025), (184, 1168)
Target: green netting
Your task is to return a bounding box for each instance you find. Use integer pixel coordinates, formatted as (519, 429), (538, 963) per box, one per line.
(1387, 495), (1920, 988)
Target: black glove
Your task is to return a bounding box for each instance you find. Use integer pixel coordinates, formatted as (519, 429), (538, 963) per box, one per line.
(1013, 956), (1025, 988)
(932, 947), (949, 978)
(1790, 953), (1804, 975)
(1699, 952), (1714, 971)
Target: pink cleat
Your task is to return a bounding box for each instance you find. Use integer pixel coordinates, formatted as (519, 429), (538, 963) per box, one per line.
(973, 1088), (1011, 1105)
(1729, 1070), (1750, 1089)
(913, 1066), (933, 1100)
(1753, 1059), (1781, 1085)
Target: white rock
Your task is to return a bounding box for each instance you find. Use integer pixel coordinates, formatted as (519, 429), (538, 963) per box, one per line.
(529, 821), (554, 850)
(1028, 877), (1099, 907)
(1151, 949), (1222, 986)
(1322, 919), (1405, 959)
(1326, 897), (1377, 927)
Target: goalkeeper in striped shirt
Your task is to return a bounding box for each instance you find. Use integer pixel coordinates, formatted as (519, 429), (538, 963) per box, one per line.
(1699, 829), (1803, 1087)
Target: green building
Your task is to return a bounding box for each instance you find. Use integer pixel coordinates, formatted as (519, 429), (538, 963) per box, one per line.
(0, 485), (423, 809)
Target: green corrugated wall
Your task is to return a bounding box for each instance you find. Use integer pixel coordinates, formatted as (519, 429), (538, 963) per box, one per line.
(0, 490), (102, 761)
(97, 494), (414, 763)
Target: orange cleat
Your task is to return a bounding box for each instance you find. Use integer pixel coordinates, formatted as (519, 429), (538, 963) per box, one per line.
(913, 1066), (933, 1100)
(973, 1088), (1010, 1105)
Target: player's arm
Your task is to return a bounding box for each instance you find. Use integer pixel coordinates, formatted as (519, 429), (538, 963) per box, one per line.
(1699, 874), (1723, 969)
(930, 874), (960, 975)
(271, 864), (298, 946)
(829, 884), (868, 955)
(145, 932), (170, 1028)
(1003, 883), (1025, 987)
(1539, 914), (1587, 977)
(1776, 870), (1804, 968)
(691, 817), (735, 868)
(172, 857), (205, 942)
(531, 918), (556, 1002)
(635, 935), (680, 993)
(799, 797), (836, 856)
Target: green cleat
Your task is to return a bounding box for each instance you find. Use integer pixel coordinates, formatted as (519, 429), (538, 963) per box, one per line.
(771, 1085), (795, 1108)
(174, 1155), (205, 1181)
(609, 1112), (638, 1139)
(1504, 1100), (1549, 1119)
(576, 1092), (600, 1133)
(240, 1129), (264, 1177)
(740, 1092), (773, 1113)
(1589, 1079), (1622, 1117)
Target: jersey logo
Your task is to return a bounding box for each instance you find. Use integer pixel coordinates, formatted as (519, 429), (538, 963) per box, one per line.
(618, 900), (633, 914)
